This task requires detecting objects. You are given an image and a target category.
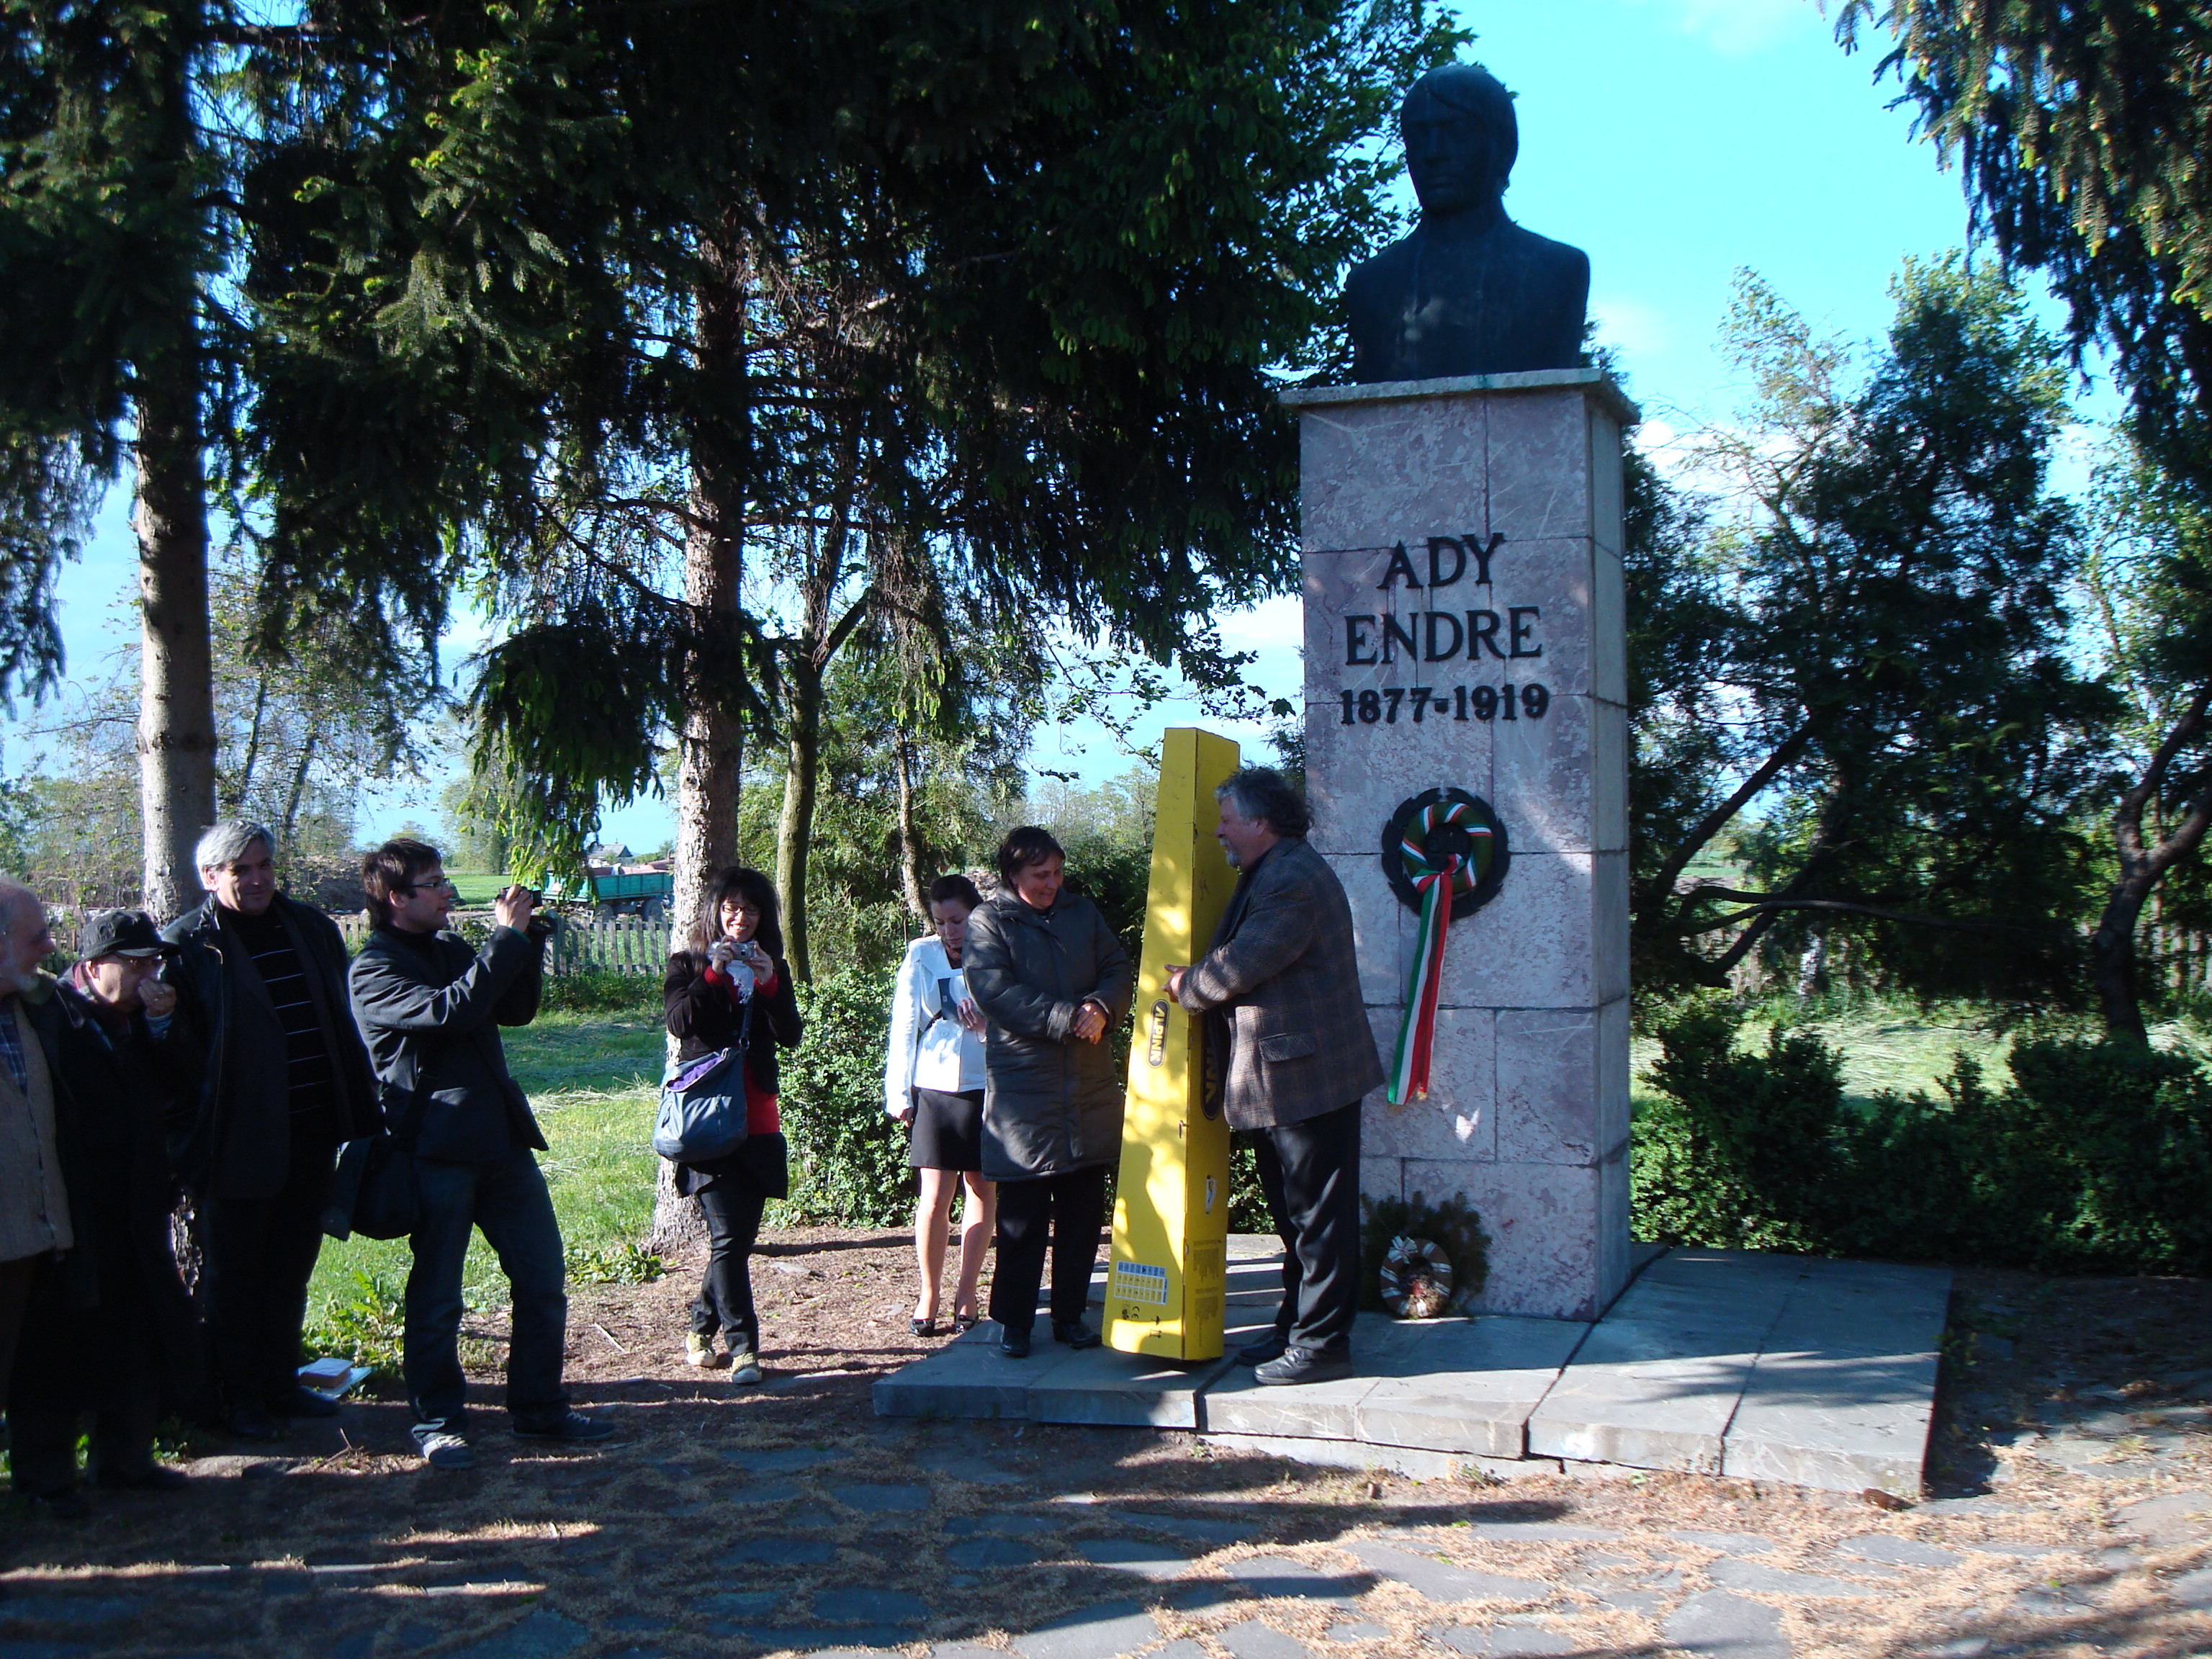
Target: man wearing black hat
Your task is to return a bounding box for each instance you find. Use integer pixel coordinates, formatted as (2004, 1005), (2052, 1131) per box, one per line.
(6, 910), (208, 1511)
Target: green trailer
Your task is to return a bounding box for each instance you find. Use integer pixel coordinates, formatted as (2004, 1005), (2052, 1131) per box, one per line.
(544, 868), (674, 922)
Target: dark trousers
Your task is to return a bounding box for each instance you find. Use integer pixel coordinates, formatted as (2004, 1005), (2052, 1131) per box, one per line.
(1254, 1099), (1362, 1356)
(202, 1136), (336, 1411)
(405, 1145), (569, 1439)
(691, 1182), (765, 1349)
(8, 1246), (161, 1494)
(0, 1254), (35, 1416)
(989, 1164), (1107, 1336)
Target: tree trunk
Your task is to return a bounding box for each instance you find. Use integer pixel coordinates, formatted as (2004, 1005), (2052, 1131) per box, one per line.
(775, 660), (821, 983)
(280, 721), (319, 852)
(2091, 875), (2154, 1047)
(135, 351), (215, 922)
(2092, 683), (2212, 1046)
(230, 678), (269, 811)
(895, 734), (928, 918)
(653, 215), (750, 1258)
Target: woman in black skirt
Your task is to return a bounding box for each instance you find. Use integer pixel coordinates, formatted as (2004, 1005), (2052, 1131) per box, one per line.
(884, 874), (994, 1336)
(664, 866), (802, 1384)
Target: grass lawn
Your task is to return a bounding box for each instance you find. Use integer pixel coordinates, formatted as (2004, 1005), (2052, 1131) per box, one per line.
(443, 871), (511, 906)
(1630, 990), (2212, 1118)
(307, 1009), (665, 1326)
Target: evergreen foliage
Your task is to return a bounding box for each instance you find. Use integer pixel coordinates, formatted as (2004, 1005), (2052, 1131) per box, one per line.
(1836, 4), (2212, 491)
(236, 0), (1465, 870)
(1634, 998), (2212, 1275)
(778, 960), (914, 1228)
(1627, 262), (2114, 1003)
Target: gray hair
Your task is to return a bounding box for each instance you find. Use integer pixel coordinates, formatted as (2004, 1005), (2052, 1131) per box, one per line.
(0, 877), (34, 939)
(194, 819), (276, 872)
(1216, 767), (1310, 840)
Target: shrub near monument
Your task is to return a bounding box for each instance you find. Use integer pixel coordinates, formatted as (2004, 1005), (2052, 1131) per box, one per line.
(1635, 997), (2212, 1276)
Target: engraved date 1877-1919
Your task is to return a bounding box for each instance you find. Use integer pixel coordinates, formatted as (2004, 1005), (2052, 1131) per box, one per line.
(1340, 683), (1550, 725)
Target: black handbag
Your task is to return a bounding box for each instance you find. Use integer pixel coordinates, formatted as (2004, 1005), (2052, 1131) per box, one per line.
(322, 1090), (426, 1241)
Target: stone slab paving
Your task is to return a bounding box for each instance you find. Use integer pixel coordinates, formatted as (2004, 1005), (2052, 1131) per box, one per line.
(1527, 1248), (1952, 1494)
(877, 1242), (1953, 1494)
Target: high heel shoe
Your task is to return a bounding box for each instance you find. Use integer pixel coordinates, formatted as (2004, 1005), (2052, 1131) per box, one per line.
(911, 1316), (940, 1337)
(953, 1310), (980, 1334)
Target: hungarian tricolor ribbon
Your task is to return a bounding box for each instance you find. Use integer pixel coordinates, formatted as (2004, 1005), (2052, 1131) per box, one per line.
(1387, 797), (1490, 1105)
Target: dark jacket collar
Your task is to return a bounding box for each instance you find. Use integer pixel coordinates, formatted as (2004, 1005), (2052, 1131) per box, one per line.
(992, 889), (1065, 927)
(172, 889), (305, 942)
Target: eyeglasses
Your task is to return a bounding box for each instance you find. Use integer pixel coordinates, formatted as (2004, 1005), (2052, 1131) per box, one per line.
(400, 878), (456, 895)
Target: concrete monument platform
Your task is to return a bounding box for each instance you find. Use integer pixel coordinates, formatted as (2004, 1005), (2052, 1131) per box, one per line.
(873, 1239), (1952, 1498)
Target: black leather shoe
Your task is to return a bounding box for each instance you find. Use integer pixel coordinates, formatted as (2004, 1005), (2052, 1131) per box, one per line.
(27, 1486), (89, 1520)
(513, 1411), (615, 1442)
(271, 1385), (341, 1419)
(1237, 1332), (1290, 1366)
(999, 1326), (1032, 1359)
(226, 1403), (282, 1442)
(1254, 1346), (1354, 1387)
(1051, 1320), (1102, 1350)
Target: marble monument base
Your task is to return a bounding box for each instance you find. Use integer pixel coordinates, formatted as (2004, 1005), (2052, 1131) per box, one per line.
(1283, 368), (1635, 1323)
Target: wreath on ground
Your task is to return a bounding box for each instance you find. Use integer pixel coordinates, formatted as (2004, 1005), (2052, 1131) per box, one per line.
(1358, 1192), (1491, 1316)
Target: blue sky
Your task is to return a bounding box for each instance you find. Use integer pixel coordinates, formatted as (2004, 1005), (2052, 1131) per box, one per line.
(9, 0), (2106, 852)
(1018, 0), (2103, 794)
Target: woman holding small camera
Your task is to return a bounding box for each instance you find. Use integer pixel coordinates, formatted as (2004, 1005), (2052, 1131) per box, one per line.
(884, 874), (994, 1336)
(663, 866), (801, 1385)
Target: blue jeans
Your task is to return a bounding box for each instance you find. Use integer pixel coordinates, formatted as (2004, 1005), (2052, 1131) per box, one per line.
(404, 1146), (570, 1440)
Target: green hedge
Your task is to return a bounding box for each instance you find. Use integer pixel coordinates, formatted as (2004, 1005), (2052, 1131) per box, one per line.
(776, 961), (1277, 1234)
(1633, 999), (2212, 1275)
(779, 962), (914, 1226)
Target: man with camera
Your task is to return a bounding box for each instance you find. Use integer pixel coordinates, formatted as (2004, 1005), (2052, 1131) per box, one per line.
(350, 839), (612, 1470)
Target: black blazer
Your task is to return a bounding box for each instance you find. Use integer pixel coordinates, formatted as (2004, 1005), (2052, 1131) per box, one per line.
(349, 925), (547, 1166)
(663, 950), (802, 1198)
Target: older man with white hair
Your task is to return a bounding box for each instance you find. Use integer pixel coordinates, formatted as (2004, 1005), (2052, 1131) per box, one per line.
(163, 822), (379, 1440)
(0, 878), (77, 1449)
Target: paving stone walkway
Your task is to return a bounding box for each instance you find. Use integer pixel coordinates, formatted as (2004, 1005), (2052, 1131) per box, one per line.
(1, 1246), (2205, 1659)
(1, 1406), (2205, 1659)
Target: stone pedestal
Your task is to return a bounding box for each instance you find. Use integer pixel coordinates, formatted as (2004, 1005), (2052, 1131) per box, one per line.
(1284, 368), (1635, 1323)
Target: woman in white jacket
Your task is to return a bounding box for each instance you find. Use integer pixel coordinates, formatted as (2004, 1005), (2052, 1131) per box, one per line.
(884, 874), (994, 1335)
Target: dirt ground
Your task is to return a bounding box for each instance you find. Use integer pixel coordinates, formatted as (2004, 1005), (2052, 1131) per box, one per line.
(1, 1232), (2207, 1659)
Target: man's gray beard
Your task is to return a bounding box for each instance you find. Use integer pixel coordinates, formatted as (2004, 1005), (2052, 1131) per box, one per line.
(1220, 842), (1241, 870)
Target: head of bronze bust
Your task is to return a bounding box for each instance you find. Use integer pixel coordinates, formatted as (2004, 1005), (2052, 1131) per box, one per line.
(1344, 60), (1586, 381)
(1402, 64), (1517, 221)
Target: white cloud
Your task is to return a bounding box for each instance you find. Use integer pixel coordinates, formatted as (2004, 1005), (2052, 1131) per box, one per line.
(1624, 0), (1821, 58)
(1216, 593), (1303, 652)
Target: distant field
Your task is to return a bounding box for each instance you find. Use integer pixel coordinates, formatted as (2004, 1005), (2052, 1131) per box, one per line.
(1632, 994), (2212, 1113)
(445, 871), (508, 905)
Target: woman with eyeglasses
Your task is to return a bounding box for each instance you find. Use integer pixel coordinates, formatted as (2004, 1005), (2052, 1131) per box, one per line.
(662, 866), (801, 1385)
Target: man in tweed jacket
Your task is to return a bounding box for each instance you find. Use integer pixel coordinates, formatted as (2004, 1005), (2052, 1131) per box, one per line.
(1168, 768), (1382, 1385)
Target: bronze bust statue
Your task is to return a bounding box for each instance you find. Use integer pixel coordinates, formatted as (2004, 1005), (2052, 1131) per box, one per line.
(1347, 64), (1589, 382)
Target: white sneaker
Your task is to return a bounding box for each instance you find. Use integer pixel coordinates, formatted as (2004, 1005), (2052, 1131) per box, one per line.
(685, 1332), (729, 1369)
(419, 1431), (474, 1471)
(729, 1348), (763, 1385)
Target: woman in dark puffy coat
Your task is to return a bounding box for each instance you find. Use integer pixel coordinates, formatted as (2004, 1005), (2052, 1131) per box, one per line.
(963, 826), (1134, 1358)
(662, 866), (801, 1385)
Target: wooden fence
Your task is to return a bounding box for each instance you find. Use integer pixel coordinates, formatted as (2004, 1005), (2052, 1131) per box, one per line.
(335, 911), (668, 977)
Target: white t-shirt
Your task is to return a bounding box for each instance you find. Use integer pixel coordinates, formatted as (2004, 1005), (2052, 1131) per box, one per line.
(884, 936), (986, 1111)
